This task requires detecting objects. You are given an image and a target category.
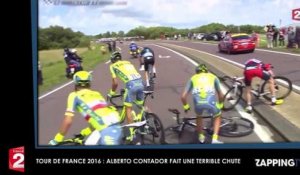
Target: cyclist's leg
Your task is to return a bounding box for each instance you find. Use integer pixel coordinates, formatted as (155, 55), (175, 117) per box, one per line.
(144, 60), (150, 87)
(244, 70), (254, 112)
(99, 125), (122, 145)
(194, 101), (206, 143)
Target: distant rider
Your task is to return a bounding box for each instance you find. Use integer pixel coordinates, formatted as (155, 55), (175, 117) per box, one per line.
(139, 47), (157, 87)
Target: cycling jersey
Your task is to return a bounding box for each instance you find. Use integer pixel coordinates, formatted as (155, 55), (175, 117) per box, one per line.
(244, 58), (271, 86)
(66, 89), (121, 130)
(110, 60), (142, 83)
(110, 61), (144, 107)
(184, 73), (221, 117)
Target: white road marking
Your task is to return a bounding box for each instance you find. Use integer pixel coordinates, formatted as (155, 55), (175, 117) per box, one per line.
(38, 71), (93, 100)
(158, 54), (171, 58)
(154, 44), (275, 142)
(157, 43), (300, 92)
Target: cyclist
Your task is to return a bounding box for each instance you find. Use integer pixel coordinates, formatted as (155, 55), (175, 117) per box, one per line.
(49, 71), (122, 146)
(108, 51), (144, 142)
(139, 47), (157, 87)
(244, 58), (283, 113)
(181, 64), (224, 144)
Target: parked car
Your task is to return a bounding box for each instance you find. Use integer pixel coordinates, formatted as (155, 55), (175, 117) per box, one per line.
(218, 33), (256, 54)
(201, 32), (223, 41)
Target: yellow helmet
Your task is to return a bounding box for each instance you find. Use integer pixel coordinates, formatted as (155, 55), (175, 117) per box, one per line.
(73, 71), (92, 86)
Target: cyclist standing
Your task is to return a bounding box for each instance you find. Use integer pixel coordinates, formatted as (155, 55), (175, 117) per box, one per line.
(243, 58), (283, 113)
(49, 71), (122, 146)
(108, 51), (144, 142)
(139, 47), (157, 88)
(181, 64), (224, 144)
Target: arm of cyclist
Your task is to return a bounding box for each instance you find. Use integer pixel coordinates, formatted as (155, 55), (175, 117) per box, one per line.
(181, 80), (192, 113)
(48, 114), (74, 145)
(108, 65), (118, 96)
(215, 77), (224, 110)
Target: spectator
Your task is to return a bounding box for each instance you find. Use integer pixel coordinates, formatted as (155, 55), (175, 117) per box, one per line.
(38, 61), (43, 85)
(266, 25), (274, 48)
(278, 30), (285, 47)
(295, 26), (300, 49)
(251, 31), (259, 47)
(273, 28), (279, 47)
(287, 26), (295, 48)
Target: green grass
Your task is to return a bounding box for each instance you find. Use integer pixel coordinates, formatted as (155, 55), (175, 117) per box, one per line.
(39, 44), (110, 95)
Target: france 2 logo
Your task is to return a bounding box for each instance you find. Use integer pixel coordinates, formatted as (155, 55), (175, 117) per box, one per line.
(9, 146), (25, 172)
(292, 8), (300, 21)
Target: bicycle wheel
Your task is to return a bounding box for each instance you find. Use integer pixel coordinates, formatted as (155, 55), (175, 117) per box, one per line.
(219, 117), (254, 137)
(139, 113), (165, 144)
(261, 76), (292, 101)
(223, 86), (243, 111)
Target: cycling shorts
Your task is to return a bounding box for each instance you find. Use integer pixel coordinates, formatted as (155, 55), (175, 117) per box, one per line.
(244, 68), (271, 86)
(85, 125), (122, 145)
(193, 95), (221, 117)
(124, 78), (144, 107)
(144, 57), (155, 72)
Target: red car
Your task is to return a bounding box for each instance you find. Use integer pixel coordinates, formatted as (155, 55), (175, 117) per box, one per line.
(218, 33), (256, 54)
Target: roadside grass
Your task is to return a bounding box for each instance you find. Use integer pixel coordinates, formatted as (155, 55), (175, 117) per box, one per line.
(39, 44), (110, 95)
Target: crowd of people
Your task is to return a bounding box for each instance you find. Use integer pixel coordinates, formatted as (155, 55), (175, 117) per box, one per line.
(265, 24), (300, 49)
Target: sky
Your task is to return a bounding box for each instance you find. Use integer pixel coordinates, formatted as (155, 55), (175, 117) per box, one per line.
(38, 0), (300, 35)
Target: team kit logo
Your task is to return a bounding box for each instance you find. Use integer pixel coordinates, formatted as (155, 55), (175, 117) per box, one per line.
(9, 146), (25, 172)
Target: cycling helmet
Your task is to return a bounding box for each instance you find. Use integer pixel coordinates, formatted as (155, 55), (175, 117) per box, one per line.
(195, 64), (208, 73)
(64, 48), (69, 52)
(110, 51), (122, 63)
(130, 41), (135, 44)
(73, 71), (92, 86)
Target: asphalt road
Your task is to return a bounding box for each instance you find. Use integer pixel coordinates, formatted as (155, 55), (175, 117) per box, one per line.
(38, 40), (287, 146)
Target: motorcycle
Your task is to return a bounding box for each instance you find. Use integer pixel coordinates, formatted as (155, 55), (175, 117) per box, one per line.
(66, 59), (83, 79)
(129, 48), (140, 59)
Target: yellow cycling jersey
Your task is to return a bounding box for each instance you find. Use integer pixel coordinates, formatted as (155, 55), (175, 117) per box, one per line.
(65, 89), (120, 130)
(110, 60), (141, 83)
(185, 73), (221, 99)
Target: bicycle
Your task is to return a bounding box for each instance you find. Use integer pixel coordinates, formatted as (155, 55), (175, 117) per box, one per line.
(164, 108), (254, 144)
(221, 67), (292, 111)
(107, 89), (165, 145)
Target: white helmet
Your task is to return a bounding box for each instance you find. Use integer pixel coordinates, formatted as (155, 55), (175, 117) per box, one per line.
(70, 49), (77, 53)
(130, 41), (135, 44)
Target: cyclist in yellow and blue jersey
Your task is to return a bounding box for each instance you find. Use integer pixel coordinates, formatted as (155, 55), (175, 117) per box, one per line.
(108, 51), (144, 142)
(49, 71), (122, 146)
(181, 64), (224, 144)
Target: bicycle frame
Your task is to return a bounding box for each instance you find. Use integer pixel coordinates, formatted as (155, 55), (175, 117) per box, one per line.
(228, 76), (271, 99)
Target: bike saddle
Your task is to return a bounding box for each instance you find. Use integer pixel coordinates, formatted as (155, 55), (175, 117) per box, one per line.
(168, 108), (180, 115)
(143, 90), (154, 95)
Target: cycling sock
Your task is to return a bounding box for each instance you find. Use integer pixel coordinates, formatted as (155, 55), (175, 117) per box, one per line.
(271, 96), (276, 103)
(146, 79), (150, 87)
(212, 134), (218, 140)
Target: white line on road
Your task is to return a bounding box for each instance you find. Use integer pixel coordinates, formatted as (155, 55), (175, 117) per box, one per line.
(158, 43), (300, 92)
(154, 44), (275, 142)
(38, 71), (93, 100)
